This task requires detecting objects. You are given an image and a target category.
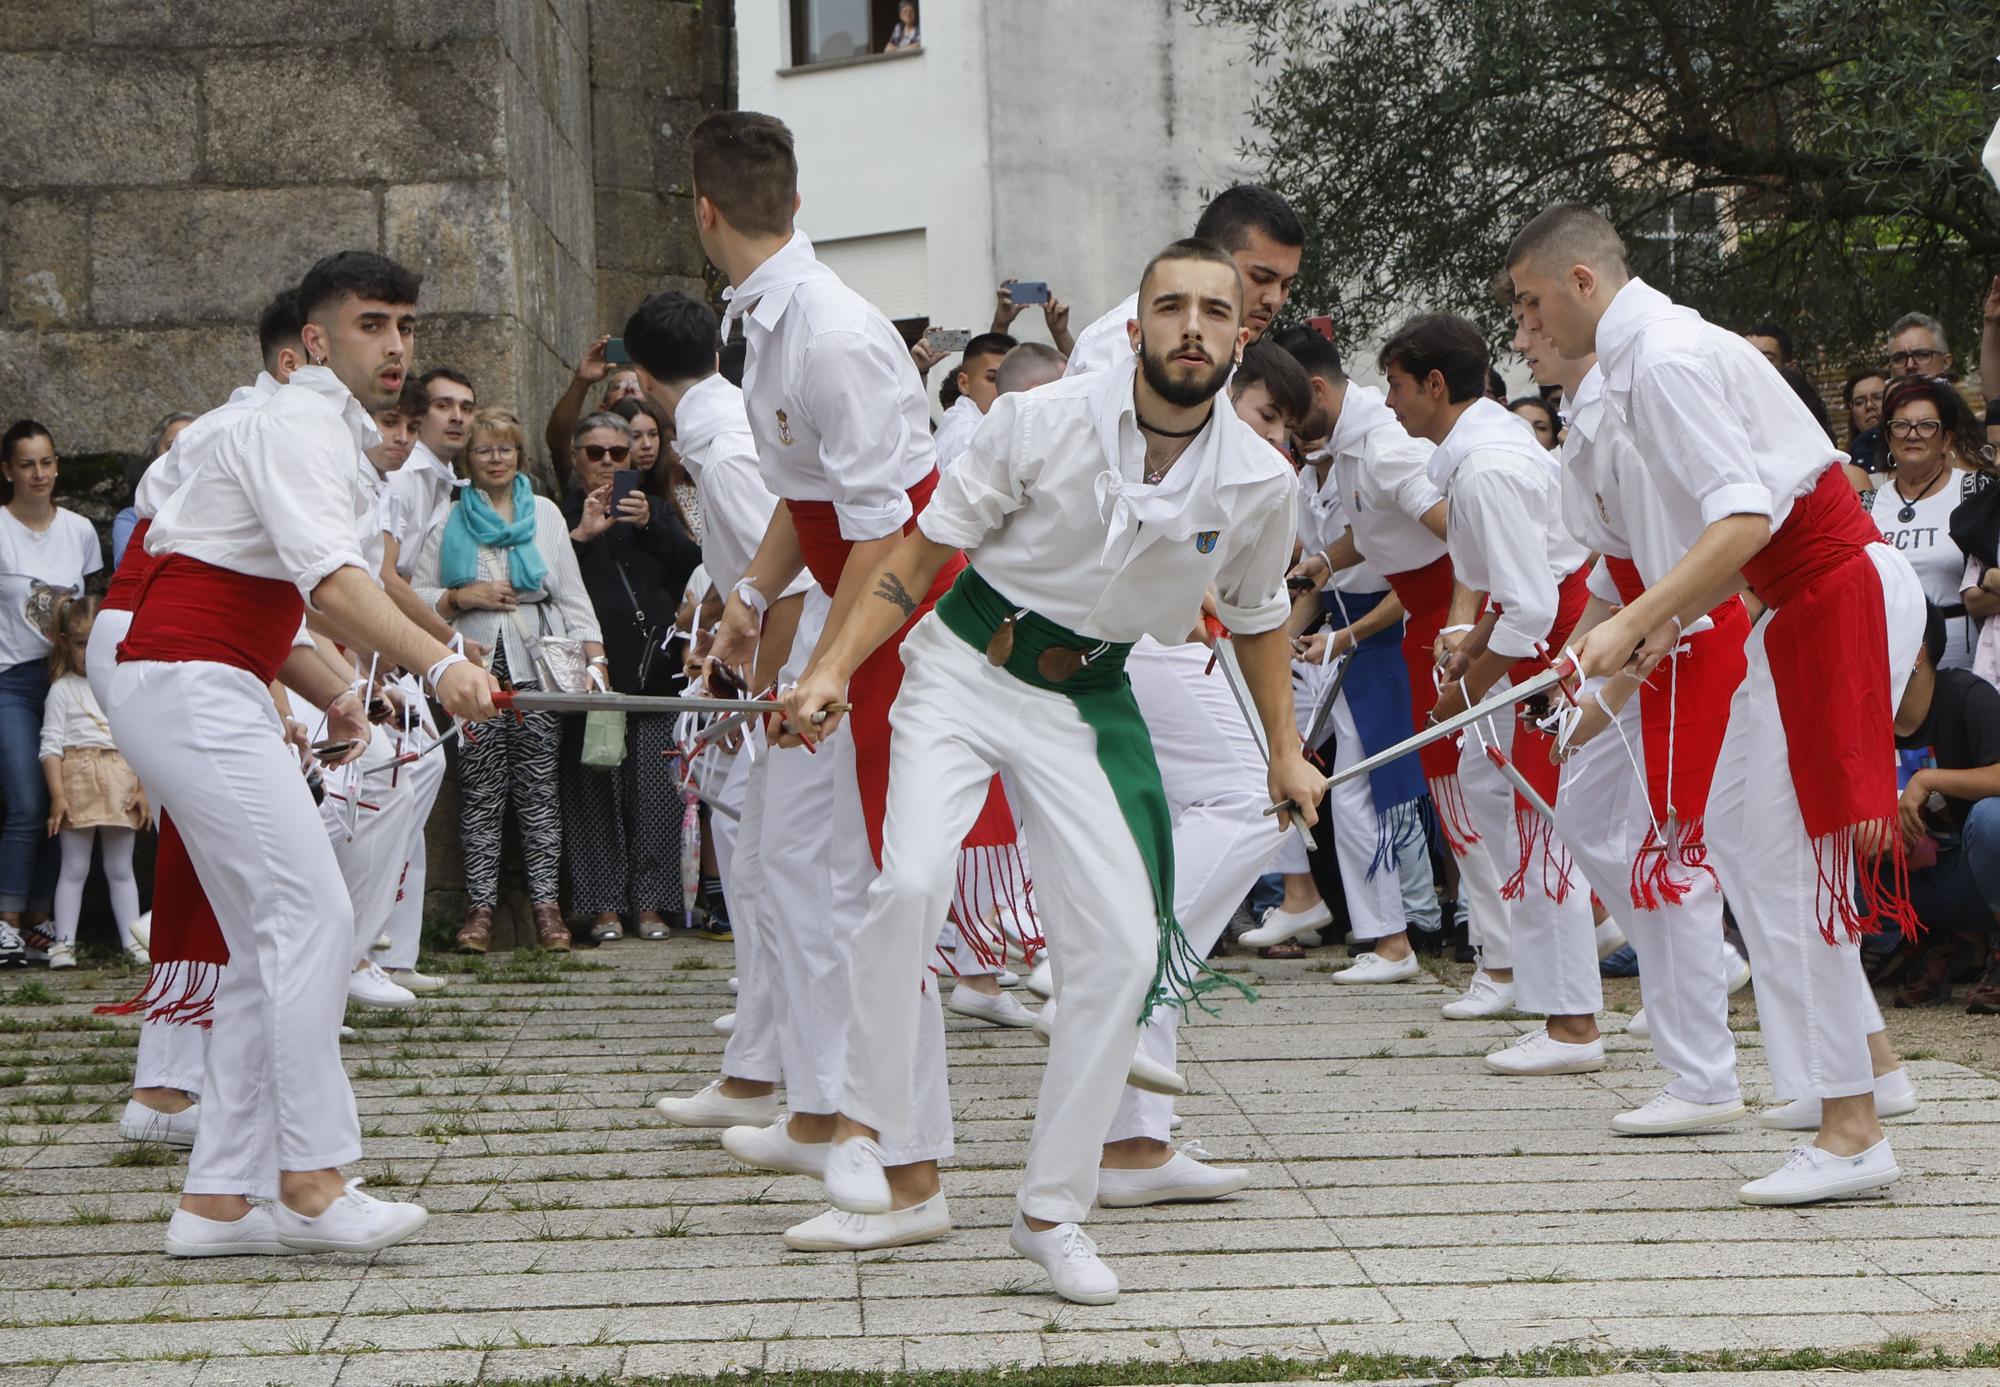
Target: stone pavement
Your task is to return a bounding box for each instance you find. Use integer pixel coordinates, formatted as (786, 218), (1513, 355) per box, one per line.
(0, 942), (1995, 1386)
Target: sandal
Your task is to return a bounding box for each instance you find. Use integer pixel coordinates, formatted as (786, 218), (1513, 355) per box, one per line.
(1259, 942), (1307, 960)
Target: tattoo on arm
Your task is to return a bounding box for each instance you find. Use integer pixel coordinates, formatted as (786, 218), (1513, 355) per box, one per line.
(874, 571), (919, 619)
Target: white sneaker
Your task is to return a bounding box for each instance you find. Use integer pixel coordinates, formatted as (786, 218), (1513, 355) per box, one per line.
(1760, 1068), (1919, 1131)
(346, 962), (416, 1011)
(1612, 1089), (1746, 1135)
(728, 975), (739, 993)
(722, 1114), (829, 1175)
(383, 968), (446, 995)
(712, 1012), (736, 1037)
(784, 1193), (951, 1251)
(1097, 1141), (1250, 1206)
(1484, 1028), (1606, 1075)
(46, 942), (76, 970)
(271, 1180), (428, 1252)
(371, 933), (392, 952)
(1725, 942), (1753, 993)
(948, 986), (1037, 1028)
(822, 1136), (891, 1214)
(1627, 1007), (1650, 1038)
(1331, 951), (1420, 985)
(1441, 970), (1516, 1019)
(1739, 1139), (1900, 1206)
(0, 924), (24, 964)
(1296, 930), (1324, 948)
(996, 969), (1021, 988)
(165, 1205), (296, 1258)
(1033, 1000), (1185, 1095)
(119, 1097), (198, 1147)
(1024, 958), (1054, 1000)
(124, 944), (151, 967)
(1236, 900), (1333, 948)
(1009, 1213), (1119, 1304)
(338, 1025), (358, 1040)
(654, 1079), (779, 1129)
(1595, 917), (1628, 960)
(129, 911), (151, 950)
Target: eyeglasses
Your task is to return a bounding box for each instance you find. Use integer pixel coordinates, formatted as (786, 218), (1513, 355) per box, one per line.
(1887, 349), (1946, 369)
(1849, 391), (1884, 410)
(1887, 418), (1942, 440)
(579, 444), (631, 463)
(469, 444), (519, 460)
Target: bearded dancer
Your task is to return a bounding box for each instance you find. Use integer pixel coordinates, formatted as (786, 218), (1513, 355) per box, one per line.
(789, 238), (1312, 1304)
(1510, 205), (1921, 1205)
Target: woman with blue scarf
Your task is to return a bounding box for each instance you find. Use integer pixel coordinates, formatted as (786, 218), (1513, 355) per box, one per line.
(415, 407), (604, 954)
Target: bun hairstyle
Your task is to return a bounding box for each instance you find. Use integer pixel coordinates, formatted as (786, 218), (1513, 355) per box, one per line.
(45, 590), (98, 681)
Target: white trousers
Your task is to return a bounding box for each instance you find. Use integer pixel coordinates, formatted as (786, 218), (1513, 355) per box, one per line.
(847, 615), (1157, 1219)
(1708, 545), (1918, 1101)
(1272, 662), (1402, 940)
(717, 738), (783, 1086)
(1554, 696), (1739, 1104)
(1450, 764), (1511, 966)
(1458, 692), (1600, 1017)
(1106, 637), (1286, 1145)
(107, 660), (361, 1199)
(377, 676), (445, 971)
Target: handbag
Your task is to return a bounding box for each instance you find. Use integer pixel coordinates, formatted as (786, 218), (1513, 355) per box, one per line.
(1949, 470), (2000, 568)
(612, 557), (676, 695)
(581, 709), (627, 768)
(521, 599), (591, 694)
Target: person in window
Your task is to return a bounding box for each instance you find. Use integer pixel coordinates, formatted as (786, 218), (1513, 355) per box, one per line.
(1869, 377), (1989, 671)
(885, 1), (920, 50)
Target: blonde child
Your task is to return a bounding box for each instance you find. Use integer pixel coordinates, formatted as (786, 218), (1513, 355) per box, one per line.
(39, 594), (147, 967)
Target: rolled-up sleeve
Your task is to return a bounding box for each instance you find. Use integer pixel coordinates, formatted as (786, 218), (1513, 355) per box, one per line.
(1456, 466), (1559, 660)
(799, 330), (918, 542)
(916, 396), (1029, 553)
(1213, 479), (1297, 636)
(1385, 441), (1445, 523)
(1629, 360), (1773, 526)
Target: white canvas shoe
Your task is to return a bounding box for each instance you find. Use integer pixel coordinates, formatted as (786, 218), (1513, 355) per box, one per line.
(721, 1115), (829, 1176)
(1484, 1028), (1606, 1076)
(1237, 901), (1333, 948)
(1627, 1007), (1650, 1038)
(1023, 958), (1054, 999)
(1739, 1139), (1899, 1206)
(371, 933), (393, 952)
(1760, 1068), (1919, 1130)
(1331, 951), (1420, 985)
(124, 944), (151, 967)
(1441, 970), (1515, 1019)
(1096, 1141), (1250, 1207)
(1010, 1214), (1119, 1304)
(119, 1097), (199, 1148)
(822, 1136), (891, 1214)
(383, 968), (446, 995)
(46, 943), (76, 970)
(1611, 1089), (1746, 1135)
(1595, 918), (1629, 959)
(712, 1012), (736, 1036)
(783, 1193), (951, 1251)
(654, 1079), (779, 1129)
(728, 976), (739, 993)
(165, 1205), (296, 1258)
(1032, 1000), (1184, 1094)
(1725, 942), (1753, 993)
(129, 912), (151, 950)
(947, 986), (1037, 1028)
(272, 1181), (428, 1252)
(346, 963), (416, 1011)
(996, 970), (1022, 988)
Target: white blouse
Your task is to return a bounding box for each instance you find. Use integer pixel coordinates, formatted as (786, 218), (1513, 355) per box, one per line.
(39, 672), (117, 759)
(0, 508), (103, 669)
(413, 493), (603, 679)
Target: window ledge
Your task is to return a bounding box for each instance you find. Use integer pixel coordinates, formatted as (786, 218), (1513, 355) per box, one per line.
(779, 46), (922, 77)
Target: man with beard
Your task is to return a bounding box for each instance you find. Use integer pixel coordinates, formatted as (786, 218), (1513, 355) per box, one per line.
(785, 239), (1313, 1304)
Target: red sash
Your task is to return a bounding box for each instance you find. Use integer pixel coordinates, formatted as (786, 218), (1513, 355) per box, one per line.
(101, 518), (152, 614)
(1739, 463), (1916, 941)
(1489, 566), (1591, 901)
(1603, 557), (1750, 909)
(1382, 553), (1477, 852)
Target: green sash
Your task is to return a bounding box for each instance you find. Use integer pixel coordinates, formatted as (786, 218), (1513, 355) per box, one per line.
(934, 564), (1256, 1022)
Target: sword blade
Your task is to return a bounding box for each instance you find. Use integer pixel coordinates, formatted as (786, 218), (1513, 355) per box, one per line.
(1330, 663), (1566, 788)
(1211, 636), (1319, 854)
(495, 690), (776, 716)
(1301, 652), (1352, 753)
(1482, 743), (1554, 821)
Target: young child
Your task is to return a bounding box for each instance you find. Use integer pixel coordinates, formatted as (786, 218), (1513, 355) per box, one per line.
(40, 594), (148, 968)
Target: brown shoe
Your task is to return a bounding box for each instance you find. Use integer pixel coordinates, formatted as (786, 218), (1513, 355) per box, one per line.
(455, 906), (493, 955)
(1966, 950), (2000, 1016)
(1893, 943), (1957, 1008)
(533, 903), (571, 952)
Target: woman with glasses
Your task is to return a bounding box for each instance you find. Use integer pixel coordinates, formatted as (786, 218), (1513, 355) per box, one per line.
(1868, 378), (1991, 671)
(559, 412), (702, 943)
(1842, 370), (1890, 489)
(415, 408), (604, 953)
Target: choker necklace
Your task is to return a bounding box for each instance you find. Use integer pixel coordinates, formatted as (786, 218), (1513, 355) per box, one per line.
(1893, 467), (1948, 524)
(1137, 411), (1209, 439)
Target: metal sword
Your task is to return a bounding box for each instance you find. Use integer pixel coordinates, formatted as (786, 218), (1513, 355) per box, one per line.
(1300, 650), (1352, 755)
(492, 690), (780, 716)
(1325, 662), (1567, 789)
(1210, 634), (1319, 854)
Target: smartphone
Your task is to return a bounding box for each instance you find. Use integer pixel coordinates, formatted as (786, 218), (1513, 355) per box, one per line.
(611, 468), (642, 519)
(1306, 315), (1335, 342)
(1286, 575), (1318, 592)
(924, 327), (972, 353)
(311, 739), (357, 763)
(603, 337), (631, 364)
(1009, 281), (1050, 305)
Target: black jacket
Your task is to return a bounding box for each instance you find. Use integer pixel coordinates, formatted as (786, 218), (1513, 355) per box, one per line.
(562, 488), (702, 693)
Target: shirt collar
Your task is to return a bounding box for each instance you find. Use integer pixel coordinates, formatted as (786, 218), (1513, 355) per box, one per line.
(1327, 383), (1394, 459)
(1426, 396), (1554, 492)
(405, 438), (464, 490)
(720, 229), (828, 339)
(672, 374), (750, 476)
(945, 394), (982, 422)
(287, 364), (382, 451)
(1594, 278), (1690, 375)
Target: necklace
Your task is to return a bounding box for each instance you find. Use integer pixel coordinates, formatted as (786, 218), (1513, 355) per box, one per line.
(1892, 466), (1949, 524)
(1136, 410), (1209, 439)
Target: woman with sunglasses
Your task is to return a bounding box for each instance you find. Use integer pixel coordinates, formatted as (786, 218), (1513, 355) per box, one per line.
(1869, 377), (1991, 671)
(561, 412), (703, 944)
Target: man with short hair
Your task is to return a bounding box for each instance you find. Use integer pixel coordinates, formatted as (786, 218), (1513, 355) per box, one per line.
(1887, 312), (1953, 378)
(1744, 322), (1795, 369)
(932, 331), (1017, 469)
(996, 342), (1068, 396)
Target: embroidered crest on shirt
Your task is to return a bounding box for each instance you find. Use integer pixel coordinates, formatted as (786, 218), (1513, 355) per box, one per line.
(1594, 491), (1612, 526)
(775, 409), (794, 446)
(1194, 530), (1219, 554)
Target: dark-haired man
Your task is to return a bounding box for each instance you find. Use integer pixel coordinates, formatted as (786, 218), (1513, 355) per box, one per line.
(1508, 202), (1922, 1204)
(786, 239), (1311, 1304)
(933, 331), (1017, 469)
(107, 250), (498, 1256)
(1380, 311), (1604, 1075)
(1744, 322), (1795, 370)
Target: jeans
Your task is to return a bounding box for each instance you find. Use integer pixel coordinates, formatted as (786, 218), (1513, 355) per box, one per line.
(0, 659), (57, 912)
(1903, 798), (2000, 944)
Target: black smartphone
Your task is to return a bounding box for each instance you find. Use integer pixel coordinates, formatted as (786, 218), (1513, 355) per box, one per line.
(311, 739), (357, 763)
(604, 337), (631, 364)
(611, 468), (642, 520)
(1009, 281), (1050, 305)
(1286, 575), (1317, 592)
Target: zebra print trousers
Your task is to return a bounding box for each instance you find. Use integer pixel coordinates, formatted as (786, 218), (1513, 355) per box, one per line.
(457, 649), (564, 907)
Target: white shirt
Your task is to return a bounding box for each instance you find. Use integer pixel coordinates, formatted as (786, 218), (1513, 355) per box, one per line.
(39, 671), (116, 759)
(1063, 293), (1139, 379)
(918, 354), (1295, 643)
(0, 508), (102, 668)
(1871, 470), (1981, 670)
(1297, 452), (1387, 595)
(931, 394), (986, 470)
(673, 374), (809, 601)
(147, 365), (379, 603)
(133, 372), (285, 521)
(381, 438), (462, 579)
(1596, 278), (1837, 543)
(1431, 399), (1589, 661)
(1560, 364), (1696, 589)
(1326, 384), (1447, 577)
(727, 230), (936, 541)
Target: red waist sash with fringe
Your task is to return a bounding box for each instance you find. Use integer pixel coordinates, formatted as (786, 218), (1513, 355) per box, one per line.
(1739, 463), (1917, 943)
(1383, 553), (1478, 852)
(1603, 557), (1750, 910)
(1489, 565), (1591, 902)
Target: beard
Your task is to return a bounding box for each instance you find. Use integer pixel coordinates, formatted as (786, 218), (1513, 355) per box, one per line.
(1139, 332), (1234, 409)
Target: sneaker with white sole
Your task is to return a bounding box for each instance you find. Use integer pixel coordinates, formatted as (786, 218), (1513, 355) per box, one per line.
(823, 1136), (891, 1214)
(1759, 1068), (1919, 1131)
(947, 987), (1037, 1028)
(371, 933), (392, 952)
(1738, 1138), (1900, 1206)
(165, 1205), (296, 1258)
(346, 963), (416, 1011)
(271, 1180), (428, 1252)
(996, 970), (1021, 988)
(722, 1114), (829, 1176)
(712, 1012), (736, 1037)
(1009, 1213), (1119, 1304)
(1032, 1000), (1185, 1094)
(727, 975), (739, 993)
(1097, 1140), (1250, 1206)
(383, 968), (446, 995)
(338, 1025), (358, 1040)
(1331, 951), (1420, 985)
(654, 1079), (779, 1129)
(1627, 1007), (1650, 1038)
(1595, 918), (1628, 960)
(129, 912), (151, 950)
(1441, 970), (1515, 1019)
(784, 1193), (951, 1251)
(124, 943), (151, 967)
(1725, 942), (1753, 993)
(1611, 1089), (1746, 1135)
(1484, 1028), (1606, 1075)
(0, 923), (26, 965)
(1024, 958), (1054, 1000)
(46, 942), (76, 970)
(119, 1097), (199, 1147)
(1236, 901), (1334, 948)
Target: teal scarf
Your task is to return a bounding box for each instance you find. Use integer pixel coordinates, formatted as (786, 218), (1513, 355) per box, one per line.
(440, 475), (547, 594)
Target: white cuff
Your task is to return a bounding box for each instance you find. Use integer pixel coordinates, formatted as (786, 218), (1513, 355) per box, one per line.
(732, 578), (770, 617)
(1699, 482), (1774, 528)
(426, 650), (469, 691)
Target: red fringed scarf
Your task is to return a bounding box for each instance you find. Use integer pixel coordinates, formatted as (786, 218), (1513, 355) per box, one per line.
(1739, 465), (1919, 943)
(1491, 566), (1592, 902)
(1383, 554), (1478, 854)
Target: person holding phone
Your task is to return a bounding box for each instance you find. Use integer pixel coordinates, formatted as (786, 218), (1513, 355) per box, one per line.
(562, 412), (703, 945)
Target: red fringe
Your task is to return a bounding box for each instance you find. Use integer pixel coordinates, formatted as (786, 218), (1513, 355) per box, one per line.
(949, 843), (1043, 971)
(93, 960), (217, 1027)
(1428, 773), (1480, 856)
(1819, 821), (1923, 946)
(1630, 815), (1717, 912)
(1502, 803), (1577, 904)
